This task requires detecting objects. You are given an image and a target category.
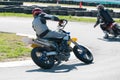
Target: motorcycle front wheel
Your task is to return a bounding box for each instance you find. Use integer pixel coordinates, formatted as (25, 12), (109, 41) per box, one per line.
(31, 47), (55, 69)
(73, 45), (93, 64)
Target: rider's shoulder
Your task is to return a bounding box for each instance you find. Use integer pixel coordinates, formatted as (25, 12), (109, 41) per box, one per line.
(38, 13), (46, 17)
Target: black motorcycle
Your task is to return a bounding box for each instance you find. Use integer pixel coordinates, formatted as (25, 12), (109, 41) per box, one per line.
(100, 22), (120, 39)
(27, 19), (93, 69)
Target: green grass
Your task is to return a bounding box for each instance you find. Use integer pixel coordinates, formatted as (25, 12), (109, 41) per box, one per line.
(59, 15), (96, 22)
(0, 12), (32, 17)
(0, 12), (120, 23)
(59, 15), (120, 23)
(0, 32), (31, 61)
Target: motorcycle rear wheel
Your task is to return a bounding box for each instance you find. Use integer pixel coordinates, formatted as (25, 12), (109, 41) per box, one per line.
(31, 47), (55, 69)
(73, 45), (93, 64)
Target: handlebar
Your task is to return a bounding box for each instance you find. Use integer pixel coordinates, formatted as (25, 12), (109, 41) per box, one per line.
(58, 19), (68, 28)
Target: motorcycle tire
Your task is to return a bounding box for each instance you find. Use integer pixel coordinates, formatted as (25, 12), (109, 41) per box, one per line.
(31, 47), (55, 69)
(73, 45), (93, 64)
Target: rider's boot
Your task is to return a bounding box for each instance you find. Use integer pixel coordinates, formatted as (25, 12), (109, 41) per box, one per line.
(103, 31), (109, 39)
(112, 29), (118, 38)
(113, 33), (118, 38)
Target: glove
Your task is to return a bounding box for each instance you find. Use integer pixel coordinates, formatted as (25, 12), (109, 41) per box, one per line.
(94, 24), (97, 28)
(59, 19), (64, 26)
(59, 19), (64, 23)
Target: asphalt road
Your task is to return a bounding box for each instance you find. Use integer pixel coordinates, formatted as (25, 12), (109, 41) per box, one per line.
(0, 17), (120, 80)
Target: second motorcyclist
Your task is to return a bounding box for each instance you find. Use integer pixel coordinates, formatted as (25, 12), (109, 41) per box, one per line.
(94, 4), (117, 38)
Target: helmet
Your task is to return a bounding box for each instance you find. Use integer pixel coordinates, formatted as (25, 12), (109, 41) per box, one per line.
(32, 8), (42, 16)
(97, 4), (104, 10)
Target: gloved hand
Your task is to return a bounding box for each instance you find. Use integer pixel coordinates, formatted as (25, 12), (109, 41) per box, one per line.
(59, 19), (64, 26)
(94, 24), (97, 28)
(59, 19), (64, 23)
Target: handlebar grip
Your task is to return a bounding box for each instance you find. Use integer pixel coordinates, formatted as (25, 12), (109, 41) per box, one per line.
(59, 19), (68, 25)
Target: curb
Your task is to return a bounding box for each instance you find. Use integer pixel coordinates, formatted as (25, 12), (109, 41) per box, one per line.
(0, 60), (35, 67)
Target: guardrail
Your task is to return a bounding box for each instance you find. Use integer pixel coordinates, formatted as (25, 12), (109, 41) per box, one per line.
(0, 1), (23, 5)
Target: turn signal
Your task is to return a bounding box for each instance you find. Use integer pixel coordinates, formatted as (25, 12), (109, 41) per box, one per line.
(31, 44), (39, 48)
(71, 38), (77, 42)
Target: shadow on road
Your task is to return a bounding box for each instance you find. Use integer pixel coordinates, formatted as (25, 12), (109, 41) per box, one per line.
(98, 37), (120, 42)
(26, 62), (91, 73)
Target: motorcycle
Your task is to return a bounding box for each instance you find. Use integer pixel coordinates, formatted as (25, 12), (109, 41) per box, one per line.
(100, 22), (120, 39)
(23, 19), (93, 69)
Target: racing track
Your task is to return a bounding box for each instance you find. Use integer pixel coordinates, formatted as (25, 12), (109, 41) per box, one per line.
(0, 17), (120, 80)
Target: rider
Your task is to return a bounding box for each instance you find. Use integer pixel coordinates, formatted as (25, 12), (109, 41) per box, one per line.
(94, 4), (115, 38)
(32, 8), (68, 51)
(32, 8), (66, 39)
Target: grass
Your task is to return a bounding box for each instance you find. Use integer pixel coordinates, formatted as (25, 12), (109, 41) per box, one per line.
(59, 15), (96, 22)
(0, 32), (31, 62)
(59, 15), (120, 23)
(0, 12), (120, 23)
(0, 12), (32, 17)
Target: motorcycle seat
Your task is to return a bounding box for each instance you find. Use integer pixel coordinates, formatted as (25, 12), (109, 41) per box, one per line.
(44, 37), (63, 42)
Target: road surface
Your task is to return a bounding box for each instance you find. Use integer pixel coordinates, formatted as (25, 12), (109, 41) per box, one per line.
(0, 17), (120, 80)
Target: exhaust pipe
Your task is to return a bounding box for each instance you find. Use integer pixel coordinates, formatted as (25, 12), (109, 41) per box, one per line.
(33, 39), (56, 48)
(34, 39), (51, 46)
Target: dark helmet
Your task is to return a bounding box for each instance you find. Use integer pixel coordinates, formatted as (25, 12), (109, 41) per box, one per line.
(97, 4), (104, 10)
(32, 8), (43, 16)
